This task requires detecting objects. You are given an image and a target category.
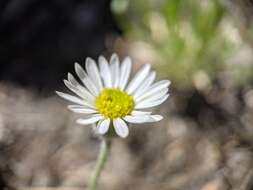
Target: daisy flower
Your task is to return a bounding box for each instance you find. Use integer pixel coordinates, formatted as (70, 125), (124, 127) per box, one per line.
(56, 53), (170, 138)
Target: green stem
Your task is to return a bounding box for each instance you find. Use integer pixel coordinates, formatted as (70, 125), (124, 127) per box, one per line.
(88, 138), (111, 190)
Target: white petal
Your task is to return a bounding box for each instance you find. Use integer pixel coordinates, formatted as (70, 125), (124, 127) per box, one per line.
(133, 71), (156, 99)
(75, 87), (95, 103)
(86, 58), (103, 90)
(67, 73), (95, 102)
(99, 56), (112, 88)
(136, 88), (169, 103)
(150, 115), (163, 121)
(63, 80), (95, 107)
(131, 110), (152, 115)
(56, 91), (92, 107)
(63, 80), (92, 102)
(68, 106), (97, 114)
(67, 72), (79, 86)
(76, 115), (103, 125)
(64, 79), (82, 97)
(68, 105), (94, 109)
(110, 53), (120, 87)
(124, 115), (163, 123)
(119, 57), (132, 90)
(68, 105), (84, 109)
(124, 115), (149, 123)
(97, 119), (110, 134)
(135, 80), (170, 102)
(135, 94), (169, 109)
(74, 62), (99, 95)
(113, 118), (129, 138)
(126, 64), (151, 94)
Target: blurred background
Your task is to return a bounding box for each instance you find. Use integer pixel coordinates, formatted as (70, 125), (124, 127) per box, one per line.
(0, 0), (253, 189)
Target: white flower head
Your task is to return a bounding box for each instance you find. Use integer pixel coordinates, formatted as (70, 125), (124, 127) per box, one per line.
(56, 53), (170, 138)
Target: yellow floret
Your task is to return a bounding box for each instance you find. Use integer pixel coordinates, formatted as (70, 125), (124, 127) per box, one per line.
(95, 88), (134, 119)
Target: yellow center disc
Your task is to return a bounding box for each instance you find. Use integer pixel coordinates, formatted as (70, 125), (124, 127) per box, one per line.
(95, 88), (134, 119)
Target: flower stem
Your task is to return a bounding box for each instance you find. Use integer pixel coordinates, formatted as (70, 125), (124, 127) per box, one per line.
(88, 138), (111, 190)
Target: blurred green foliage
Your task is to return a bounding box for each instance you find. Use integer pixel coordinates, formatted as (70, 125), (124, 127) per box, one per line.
(111, 0), (247, 89)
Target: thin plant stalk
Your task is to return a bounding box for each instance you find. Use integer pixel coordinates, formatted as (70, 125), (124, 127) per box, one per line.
(88, 138), (111, 190)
